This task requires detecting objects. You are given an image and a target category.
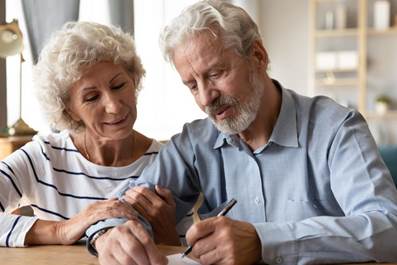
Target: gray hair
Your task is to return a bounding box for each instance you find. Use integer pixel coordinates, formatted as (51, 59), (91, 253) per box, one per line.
(159, 0), (261, 63)
(33, 21), (145, 131)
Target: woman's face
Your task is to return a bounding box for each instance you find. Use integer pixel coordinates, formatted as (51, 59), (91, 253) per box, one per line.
(66, 61), (137, 140)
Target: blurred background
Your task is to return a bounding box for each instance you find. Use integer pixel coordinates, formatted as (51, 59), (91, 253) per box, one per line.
(1, 0), (396, 146)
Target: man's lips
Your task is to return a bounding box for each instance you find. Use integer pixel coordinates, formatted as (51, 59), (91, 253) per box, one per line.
(215, 105), (233, 120)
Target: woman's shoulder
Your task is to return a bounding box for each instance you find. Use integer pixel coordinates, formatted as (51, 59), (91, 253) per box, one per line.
(145, 139), (162, 154)
(28, 130), (78, 158)
(33, 130), (70, 144)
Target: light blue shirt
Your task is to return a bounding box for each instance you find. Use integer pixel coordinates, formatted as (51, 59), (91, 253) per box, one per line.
(87, 85), (397, 264)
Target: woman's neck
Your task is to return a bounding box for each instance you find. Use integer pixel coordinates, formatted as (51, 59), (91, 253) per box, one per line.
(73, 130), (151, 167)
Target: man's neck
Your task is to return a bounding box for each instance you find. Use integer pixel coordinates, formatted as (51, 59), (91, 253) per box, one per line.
(238, 78), (281, 151)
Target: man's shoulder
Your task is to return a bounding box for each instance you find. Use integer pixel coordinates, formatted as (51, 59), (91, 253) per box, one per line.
(180, 118), (218, 140)
(289, 90), (358, 127)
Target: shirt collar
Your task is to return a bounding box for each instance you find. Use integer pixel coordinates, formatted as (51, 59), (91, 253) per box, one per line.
(212, 80), (299, 150)
(268, 83), (299, 148)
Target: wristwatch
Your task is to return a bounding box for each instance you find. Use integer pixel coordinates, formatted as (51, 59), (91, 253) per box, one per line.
(87, 228), (109, 256)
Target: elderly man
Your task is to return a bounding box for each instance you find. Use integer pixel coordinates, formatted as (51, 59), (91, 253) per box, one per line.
(87, 1), (397, 264)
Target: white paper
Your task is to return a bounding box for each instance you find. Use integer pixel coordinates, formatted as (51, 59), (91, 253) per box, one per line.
(167, 254), (200, 265)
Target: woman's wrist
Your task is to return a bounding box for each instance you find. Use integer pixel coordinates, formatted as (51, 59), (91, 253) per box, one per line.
(24, 220), (59, 245)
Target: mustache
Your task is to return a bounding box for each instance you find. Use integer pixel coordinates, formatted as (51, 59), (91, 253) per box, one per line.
(205, 95), (238, 116)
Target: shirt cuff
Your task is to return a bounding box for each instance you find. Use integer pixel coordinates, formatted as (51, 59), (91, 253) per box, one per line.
(0, 215), (39, 247)
(253, 222), (298, 265)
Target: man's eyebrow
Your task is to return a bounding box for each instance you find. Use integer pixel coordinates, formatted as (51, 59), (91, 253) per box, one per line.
(182, 79), (195, 86)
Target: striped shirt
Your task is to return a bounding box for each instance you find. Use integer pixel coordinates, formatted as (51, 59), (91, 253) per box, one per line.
(0, 130), (161, 247)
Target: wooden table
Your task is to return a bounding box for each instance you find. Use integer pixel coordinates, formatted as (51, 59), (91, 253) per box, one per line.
(0, 244), (184, 265)
(0, 244), (396, 265)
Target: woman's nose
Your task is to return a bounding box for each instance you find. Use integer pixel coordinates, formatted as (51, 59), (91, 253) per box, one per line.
(104, 94), (122, 114)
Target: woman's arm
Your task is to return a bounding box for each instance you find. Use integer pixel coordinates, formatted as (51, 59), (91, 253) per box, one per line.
(24, 198), (140, 245)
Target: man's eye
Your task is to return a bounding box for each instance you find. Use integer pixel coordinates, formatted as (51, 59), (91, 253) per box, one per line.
(189, 84), (198, 93)
(209, 70), (222, 79)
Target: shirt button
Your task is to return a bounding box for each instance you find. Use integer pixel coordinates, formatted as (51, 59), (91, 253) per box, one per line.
(254, 197), (261, 205)
(275, 256), (283, 264)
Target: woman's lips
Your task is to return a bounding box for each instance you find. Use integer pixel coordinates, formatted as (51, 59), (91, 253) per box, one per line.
(104, 114), (128, 125)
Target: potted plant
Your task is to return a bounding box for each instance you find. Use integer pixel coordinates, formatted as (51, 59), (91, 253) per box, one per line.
(375, 95), (392, 115)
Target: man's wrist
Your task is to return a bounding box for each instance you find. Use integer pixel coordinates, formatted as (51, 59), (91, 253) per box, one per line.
(87, 228), (110, 256)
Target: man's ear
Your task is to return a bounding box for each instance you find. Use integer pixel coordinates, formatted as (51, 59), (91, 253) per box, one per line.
(250, 40), (269, 70)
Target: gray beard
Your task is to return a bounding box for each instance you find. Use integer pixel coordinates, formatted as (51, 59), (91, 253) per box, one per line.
(205, 73), (263, 134)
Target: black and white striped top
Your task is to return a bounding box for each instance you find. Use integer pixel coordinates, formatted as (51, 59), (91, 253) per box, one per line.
(0, 130), (161, 247)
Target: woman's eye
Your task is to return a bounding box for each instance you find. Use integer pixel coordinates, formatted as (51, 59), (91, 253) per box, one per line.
(84, 95), (99, 102)
(112, 82), (126, 90)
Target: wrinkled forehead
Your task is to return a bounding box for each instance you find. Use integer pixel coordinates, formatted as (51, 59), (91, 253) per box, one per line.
(173, 30), (226, 66)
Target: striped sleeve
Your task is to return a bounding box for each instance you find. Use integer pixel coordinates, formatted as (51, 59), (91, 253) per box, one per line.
(0, 142), (39, 247)
(0, 214), (38, 247)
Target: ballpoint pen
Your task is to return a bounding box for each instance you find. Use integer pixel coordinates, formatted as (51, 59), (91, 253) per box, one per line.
(181, 198), (237, 258)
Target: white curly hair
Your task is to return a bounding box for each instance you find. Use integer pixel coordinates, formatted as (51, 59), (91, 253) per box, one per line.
(33, 21), (145, 131)
(159, 0), (261, 64)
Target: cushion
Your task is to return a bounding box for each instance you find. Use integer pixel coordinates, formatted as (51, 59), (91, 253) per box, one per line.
(379, 145), (397, 187)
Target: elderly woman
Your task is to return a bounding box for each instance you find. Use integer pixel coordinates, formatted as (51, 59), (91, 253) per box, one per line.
(0, 21), (179, 247)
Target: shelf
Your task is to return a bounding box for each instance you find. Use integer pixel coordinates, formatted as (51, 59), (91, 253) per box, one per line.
(315, 69), (358, 73)
(315, 0), (342, 2)
(367, 27), (397, 36)
(365, 111), (397, 120)
(315, 29), (358, 38)
(315, 78), (358, 87)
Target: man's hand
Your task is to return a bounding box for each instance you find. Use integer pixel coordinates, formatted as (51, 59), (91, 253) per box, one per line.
(96, 220), (168, 265)
(186, 217), (261, 265)
(123, 185), (180, 245)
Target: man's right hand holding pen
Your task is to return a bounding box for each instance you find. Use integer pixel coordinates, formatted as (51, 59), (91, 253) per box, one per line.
(184, 199), (262, 265)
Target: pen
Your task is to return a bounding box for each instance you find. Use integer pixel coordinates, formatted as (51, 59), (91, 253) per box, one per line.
(181, 198), (237, 258)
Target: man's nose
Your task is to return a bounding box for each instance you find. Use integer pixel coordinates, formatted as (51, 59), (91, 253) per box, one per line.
(198, 82), (219, 107)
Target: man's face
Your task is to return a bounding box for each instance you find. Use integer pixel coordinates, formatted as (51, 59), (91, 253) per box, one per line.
(173, 31), (264, 134)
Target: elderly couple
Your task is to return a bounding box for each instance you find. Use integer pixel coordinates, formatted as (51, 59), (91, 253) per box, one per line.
(1, 1), (397, 265)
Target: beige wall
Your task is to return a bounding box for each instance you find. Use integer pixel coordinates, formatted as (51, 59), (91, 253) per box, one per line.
(0, 0), (6, 130)
(259, 0), (310, 95)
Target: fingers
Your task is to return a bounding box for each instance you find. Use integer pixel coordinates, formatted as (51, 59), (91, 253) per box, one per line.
(97, 220), (167, 265)
(125, 188), (153, 206)
(155, 185), (175, 206)
(123, 186), (173, 221)
(199, 248), (223, 265)
(122, 190), (152, 220)
(188, 218), (262, 265)
(127, 220), (167, 265)
(90, 199), (138, 222)
(190, 236), (217, 260)
(186, 217), (217, 247)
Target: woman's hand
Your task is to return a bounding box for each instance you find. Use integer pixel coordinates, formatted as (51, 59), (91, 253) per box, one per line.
(25, 198), (139, 245)
(123, 185), (180, 245)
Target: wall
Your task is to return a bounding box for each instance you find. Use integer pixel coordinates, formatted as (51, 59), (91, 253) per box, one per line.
(0, 0), (6, 130)
(259, 0), (310, 95)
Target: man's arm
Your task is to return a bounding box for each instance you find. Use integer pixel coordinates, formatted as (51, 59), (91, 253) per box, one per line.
(86, 128), (202, 260)
(255, 112), (397, 265)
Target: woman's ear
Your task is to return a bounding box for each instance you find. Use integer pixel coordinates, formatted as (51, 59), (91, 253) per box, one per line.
(250, 40), (269, 70)
(64, 105), (80, 122)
